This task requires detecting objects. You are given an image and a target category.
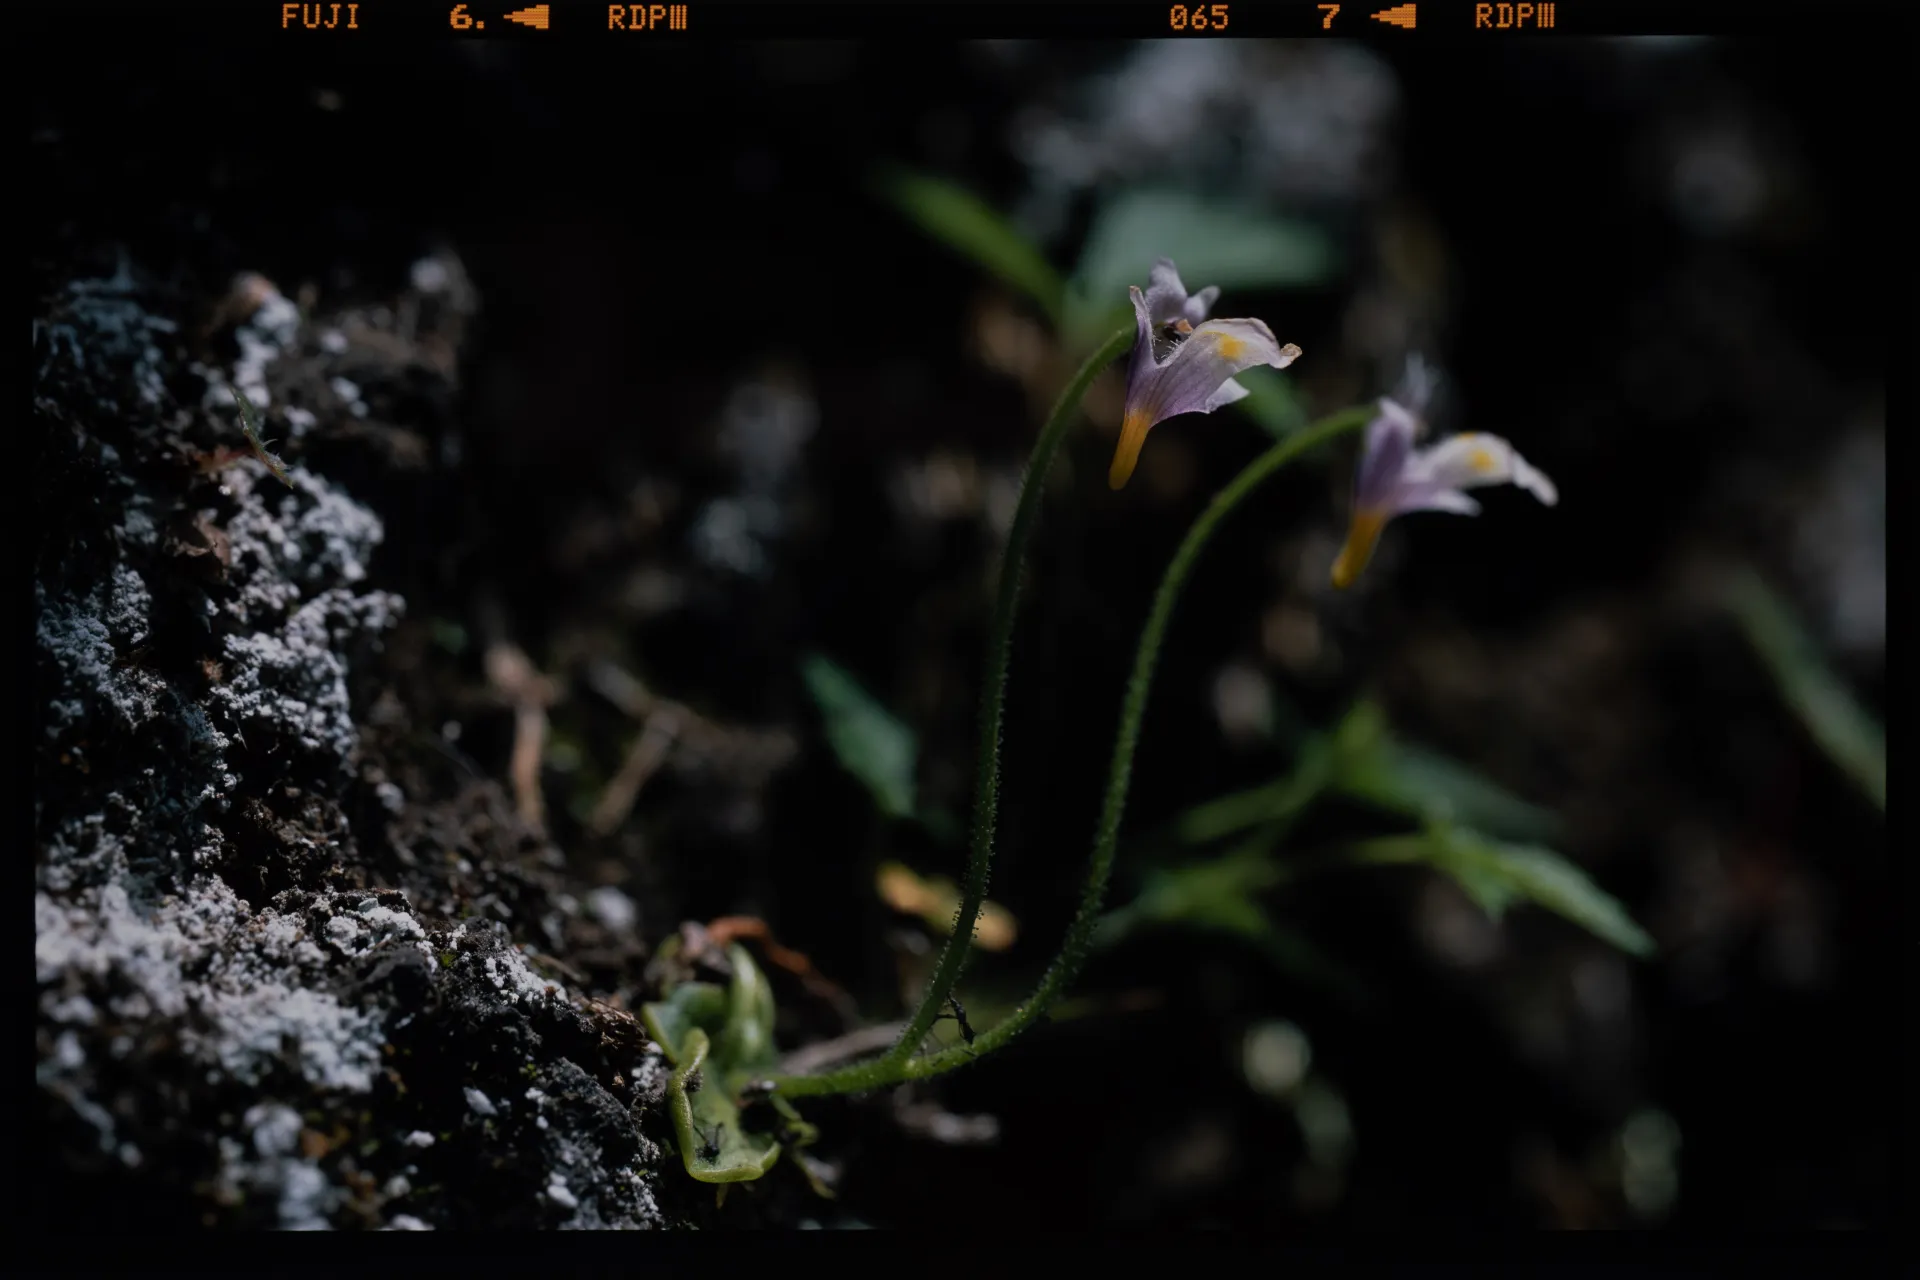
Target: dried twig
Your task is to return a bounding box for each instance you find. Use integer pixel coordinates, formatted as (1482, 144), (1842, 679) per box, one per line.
(587, 707), (681, 837)
(582, 658), (798, 825)
(775, 1022), (908, 1077)
(483, 637), (557, 829)
(704, 915), (860, 1025)
(892, 1097), (1001, 1146)
(583, 659), (656, 720)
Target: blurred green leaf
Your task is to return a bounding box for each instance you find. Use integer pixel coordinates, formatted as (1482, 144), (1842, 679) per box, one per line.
(875, 168), (1065, 324)
(1351, 827), (1655, 957)
(1065, 190), (1338, 341)
(1098, 848), (1367, 1007)
(1172, 736), (1336, 847)
(1725, 568), (1885, 812)
(801, 654), (917, 820)
(1330, 698), (1389, 759)
(1120, 848), (1290, 935)
(1231, 365), (1310, 440)
(1175, 696), (1560, 850)
(1336, 741), (1562, 841)
(429, 617), (468, 655)
(1169, 701), (1381, 847)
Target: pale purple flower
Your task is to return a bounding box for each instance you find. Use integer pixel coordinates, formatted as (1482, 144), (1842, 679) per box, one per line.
(1331, 359), (1559, 588)
(1110, 259), (1303, 489)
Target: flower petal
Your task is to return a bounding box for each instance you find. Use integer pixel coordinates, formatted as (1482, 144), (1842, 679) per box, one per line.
(1143, 259), (1192, 327)
(1183, 318), (1298, 373)
(1183, 285), (1220, 325)
(1114, 286), (1161, 490)
(1203, 376), (1251, 412)
(1331, 508), (1388, 589)
(1395, 488), (1482, 516)
(1352, 397), (1419, 513)
(1111, 316), (1301, 489)
(1405, 433), (1558, 505)
(1509, 452), (1559, 505)
(1394, 354), (1438, 418)
(1127, 283), (1156, 359)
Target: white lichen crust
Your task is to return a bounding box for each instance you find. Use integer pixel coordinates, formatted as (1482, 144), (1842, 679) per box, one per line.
(34, 252), (664, 1230)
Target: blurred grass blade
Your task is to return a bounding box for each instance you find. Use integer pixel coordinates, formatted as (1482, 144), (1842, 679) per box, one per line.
(801, 654), (917, 820)
(1336, 740), (1562, 841)
(1352, 827), (1655, 957)
(1725, 568), (1886, 811)
(875, 168), (1065, 324)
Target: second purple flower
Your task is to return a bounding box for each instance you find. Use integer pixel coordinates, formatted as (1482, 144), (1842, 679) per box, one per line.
(1331, 359), (1559, 588)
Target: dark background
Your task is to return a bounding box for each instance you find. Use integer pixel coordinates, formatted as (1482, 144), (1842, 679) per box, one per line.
(31, 23), (1894, 1229)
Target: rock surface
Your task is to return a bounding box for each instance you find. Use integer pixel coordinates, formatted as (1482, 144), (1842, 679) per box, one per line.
(33, 250), (677, 1229)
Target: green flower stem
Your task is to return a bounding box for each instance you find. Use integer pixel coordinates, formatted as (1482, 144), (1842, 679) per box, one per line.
(875, 325), (1133, 1076)
(773, 401), (1376, 1099)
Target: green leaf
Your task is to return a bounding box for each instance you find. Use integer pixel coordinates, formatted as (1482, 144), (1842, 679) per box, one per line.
(802, 654), (918, 820)
(1177, 694), (1559, 847)
(662, 1028), (781, 1184)
(641, 946), (804, 1185)
(1725, 568), (1886, 812)
(1065, 190), (1338, 342)
(1171, 736), (1336, 847)
(875, 168), (1065, 324)
(1127, 848), (1291, 933)
(1336, 740), (1562, 841)
(1098, 849), (1368, 1007)
(639, 981), (729, 1064)
(1168, 701), (1379, 848)
(1351, 828), (1655, 957)
(1230, 365), (1310, 440)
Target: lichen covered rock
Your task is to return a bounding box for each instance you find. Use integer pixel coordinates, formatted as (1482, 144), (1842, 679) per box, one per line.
(34, 252), (672, 1229)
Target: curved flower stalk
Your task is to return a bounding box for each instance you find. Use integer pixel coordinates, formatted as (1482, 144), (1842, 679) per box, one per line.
(763, 323), (1133, 1099)
(773, 404), (1380, 1100)
(765, 258), (1338, 1103)
(1331, 359), (1559, 588)
(869, 323), (1137, 1080)
(1109, 259), (1303, 490)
